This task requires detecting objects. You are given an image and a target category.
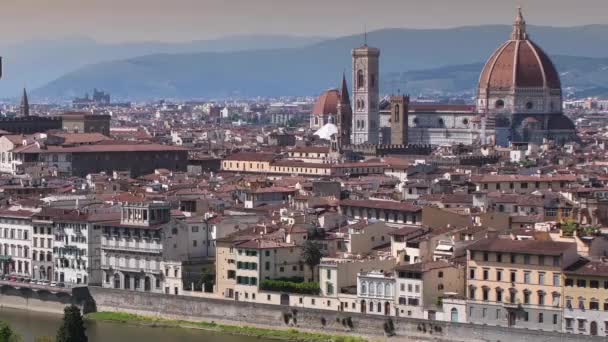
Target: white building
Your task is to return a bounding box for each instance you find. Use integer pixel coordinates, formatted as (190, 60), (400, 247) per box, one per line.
(357, 270), (395, 316)
(0, 208), (37, 277)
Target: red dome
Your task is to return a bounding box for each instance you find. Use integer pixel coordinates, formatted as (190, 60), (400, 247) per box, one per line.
(478, 8), (561, 91)
(312, 89), (340, 116)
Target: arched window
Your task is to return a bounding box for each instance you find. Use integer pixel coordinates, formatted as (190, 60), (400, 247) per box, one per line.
(495, 100), (505, 109)
(357, 70), (365, 89)
(370, 283), (376, 295)
(394, 105), (400, 123)
(526, 101), (534, 110)
(360, 282), (367, 295)
(385, 283), (391, 297)
(451, 308), (459, 322)
(378, 283), (384, 296)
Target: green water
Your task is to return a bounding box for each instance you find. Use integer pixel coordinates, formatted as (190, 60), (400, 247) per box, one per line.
(0, 307), (272, 342)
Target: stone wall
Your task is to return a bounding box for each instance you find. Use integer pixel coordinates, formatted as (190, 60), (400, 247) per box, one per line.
(0, 286), (75, 314)
(89, 286), (604, 342)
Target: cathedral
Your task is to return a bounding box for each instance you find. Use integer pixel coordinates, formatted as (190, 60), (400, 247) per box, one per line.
(311, 7), (577, 148)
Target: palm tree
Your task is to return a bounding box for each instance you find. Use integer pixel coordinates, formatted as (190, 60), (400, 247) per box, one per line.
(301, 241), (322, 282)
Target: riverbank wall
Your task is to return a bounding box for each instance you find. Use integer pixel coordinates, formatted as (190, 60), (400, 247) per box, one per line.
(89, 287), (603, 342)
(0, 286), (75, 314)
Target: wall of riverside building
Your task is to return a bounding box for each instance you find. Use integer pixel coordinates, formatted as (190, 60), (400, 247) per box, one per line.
(89, 286), (605, 342)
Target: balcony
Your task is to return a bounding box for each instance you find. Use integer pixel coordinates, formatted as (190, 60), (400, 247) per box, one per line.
(101, 239), (162, 254)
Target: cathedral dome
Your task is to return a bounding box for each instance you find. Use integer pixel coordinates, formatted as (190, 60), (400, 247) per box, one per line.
(312, 89), (340, 116)
(477, 8), (563, 115)
(479, 8), (560, 92)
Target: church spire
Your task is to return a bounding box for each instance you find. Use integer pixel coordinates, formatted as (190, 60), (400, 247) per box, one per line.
(511, 6), (528, 40)
(20, 88), (29, 117)
(340, 72), (350, 105)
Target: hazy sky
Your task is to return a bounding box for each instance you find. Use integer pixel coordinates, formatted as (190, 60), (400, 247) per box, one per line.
(1, 0), (607, 43)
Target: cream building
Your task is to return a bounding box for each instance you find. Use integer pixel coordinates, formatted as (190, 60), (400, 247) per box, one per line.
(466, 238), (577, 331)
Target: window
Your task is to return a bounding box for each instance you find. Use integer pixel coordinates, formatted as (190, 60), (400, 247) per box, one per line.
(483, 252), (489, 261)
(553, 274), (560, 286)
(590, 280), (599, 289)
(510, 254), (516, 263)
(565, 278), (574, 287)
(578, 319), (586, 331)
(590, 300), (599, 310)
(552, 293), (560, 307)
(326, 269), (331, 280)
(482, 288), (489, 301)
(553, 256), (560, 267)
(510, 271), (516, 283)
(483, 269), (489, 280)
(524, 272), (530, 284)
(579, 298), (585, 310)
(538, 292), (545, 306)
(497, 253), (502, 262)
(469, 268), (476, 279)
(524, 291), (531, 304)
(565, 318), (573, 330)
(538, 313), (543, 323)
(496, 289), (503, 302)
(577, 279), (587, 288)
(523, 255), (530, 265)
(496, 270), (502, 281)
(538, 272), (545, 285)
(469, 287), (476, 299)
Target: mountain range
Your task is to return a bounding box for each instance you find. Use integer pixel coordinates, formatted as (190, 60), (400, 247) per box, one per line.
(14, 25), (608, 100)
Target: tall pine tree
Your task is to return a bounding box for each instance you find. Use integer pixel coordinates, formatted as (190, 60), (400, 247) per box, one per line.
(56, 305), (88, 342)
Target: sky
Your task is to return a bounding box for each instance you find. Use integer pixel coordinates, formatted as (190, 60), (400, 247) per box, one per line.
(1, 0), (607, 43)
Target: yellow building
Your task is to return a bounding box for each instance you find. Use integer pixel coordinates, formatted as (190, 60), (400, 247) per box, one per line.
(466, 238), (577, 331)
(563, 259), (608, 336)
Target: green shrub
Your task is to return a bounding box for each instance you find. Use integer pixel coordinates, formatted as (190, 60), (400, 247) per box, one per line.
(260, 279), (320, 295)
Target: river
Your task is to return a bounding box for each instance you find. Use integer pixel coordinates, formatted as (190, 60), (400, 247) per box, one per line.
(0, 307), (274, 342)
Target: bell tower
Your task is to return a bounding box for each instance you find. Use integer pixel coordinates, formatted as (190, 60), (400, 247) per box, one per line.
(351, 43), (380, 145)
(390, 95), (409, 145)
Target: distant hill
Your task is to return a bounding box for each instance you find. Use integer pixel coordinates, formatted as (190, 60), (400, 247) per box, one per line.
(0, 34), (326, 98)
(384, 55), (608, 98)
(32, 25), (608, 100)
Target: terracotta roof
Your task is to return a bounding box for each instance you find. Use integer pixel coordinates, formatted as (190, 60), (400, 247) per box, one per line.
(19, 143), (187, 154)
(468, 238), (574, 256)
(473, 174), (576, 183)
(340, 199), (421, 212)
(224, 152), (275, 162)
(564, 258), (608, 277)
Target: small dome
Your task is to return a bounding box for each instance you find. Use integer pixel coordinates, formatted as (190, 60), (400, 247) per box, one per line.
(312, 89), (340, 116)
(478, 8), (561, 91)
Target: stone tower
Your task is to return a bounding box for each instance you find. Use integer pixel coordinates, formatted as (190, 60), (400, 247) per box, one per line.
(352, 44), (380, 145)
(337, 73), (352, 149)
(390, 95), (409, 145)
(20, 88), (29, 117)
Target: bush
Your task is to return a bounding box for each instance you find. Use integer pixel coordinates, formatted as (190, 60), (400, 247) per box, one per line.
(0, 321), (21, 342)
(260, 278), (320, 295)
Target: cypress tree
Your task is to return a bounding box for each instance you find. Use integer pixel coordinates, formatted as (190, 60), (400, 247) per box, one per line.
(57, 305), (88, 342)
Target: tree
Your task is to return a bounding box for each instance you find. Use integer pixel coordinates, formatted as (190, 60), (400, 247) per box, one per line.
(0, 321), (21, 342)
(301, 241), (322, 282)
(56, 305), (88, 342)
